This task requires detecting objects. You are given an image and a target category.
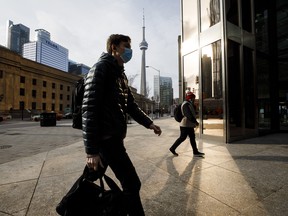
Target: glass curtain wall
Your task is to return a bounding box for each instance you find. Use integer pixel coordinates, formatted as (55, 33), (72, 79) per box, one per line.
(255, 0), (271, 130)
(183, 52), (200, 136)
(277, 0), (288, 130)
(182, 0), (223, 140)
(201, 41), (223, 137)
(226, 0), (257, 141)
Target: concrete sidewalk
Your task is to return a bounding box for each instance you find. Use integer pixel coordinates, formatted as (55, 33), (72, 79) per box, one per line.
(0, 118), (287, 216)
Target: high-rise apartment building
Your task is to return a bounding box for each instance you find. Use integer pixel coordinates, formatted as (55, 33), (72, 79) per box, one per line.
(23, 29), (68, 72)
(6, 20), (30, 55)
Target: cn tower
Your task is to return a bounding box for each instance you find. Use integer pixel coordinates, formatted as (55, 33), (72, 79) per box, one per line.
(139, 12), (148, 97)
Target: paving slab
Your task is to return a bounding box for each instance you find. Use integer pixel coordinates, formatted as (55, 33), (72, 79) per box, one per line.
(0, 117), (287, 216)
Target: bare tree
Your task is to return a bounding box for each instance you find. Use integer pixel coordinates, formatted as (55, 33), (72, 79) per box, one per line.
(146, 82), (151, 98)
(127, 74), (139, 87)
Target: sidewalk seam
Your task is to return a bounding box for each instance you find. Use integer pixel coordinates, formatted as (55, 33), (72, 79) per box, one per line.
(25, 151), (48, 216)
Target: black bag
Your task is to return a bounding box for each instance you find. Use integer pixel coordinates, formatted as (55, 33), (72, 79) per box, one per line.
(71, 77), (85, 129)
(173, 103), (183, 122)
(56, 166), (126, 216)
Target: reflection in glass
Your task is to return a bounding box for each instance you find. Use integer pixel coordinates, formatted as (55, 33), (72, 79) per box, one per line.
(242, 0), (252, 32)
(201, 41), (223, 137)
(257, 58), (271, 129)
(200, 0), (220, 32)
(277, 0), (288, 130)
(226, 0), (239, 26)
(183, 51), (200, 135)
(182, 0), (198, 42)
(227, 40), (242, 138)
(243, 46), (256, 130)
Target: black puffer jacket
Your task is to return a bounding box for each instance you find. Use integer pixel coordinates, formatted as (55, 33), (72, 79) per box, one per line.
(82, 52), (153, 154)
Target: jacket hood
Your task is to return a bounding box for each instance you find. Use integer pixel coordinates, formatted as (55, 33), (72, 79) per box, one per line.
(98, 52), (124, 72)
(99, 52), (114, 62)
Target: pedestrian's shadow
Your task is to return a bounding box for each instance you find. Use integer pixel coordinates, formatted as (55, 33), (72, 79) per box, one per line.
(145, 155), (204, 216)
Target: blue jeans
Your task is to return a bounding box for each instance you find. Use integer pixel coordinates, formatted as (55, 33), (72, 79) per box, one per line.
(170, 126), (198, 153)
(99, 137), (145, 216)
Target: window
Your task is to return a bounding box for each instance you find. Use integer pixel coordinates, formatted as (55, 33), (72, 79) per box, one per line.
(226, 0), (239, 25)
(20, 88), (25, 96)
(52, 103), (55, 111)
(242, 0), (252, 32)
(183, 51), (199, 134)
(67, 86), (70, 91)
(43, 81), (47, 87)
(60, 84), (63, 90)
(52, 83), (56, 89)
(20, 76), (25, 83)
(32, 79), (37, 85)
(19, 101), (25, 110)
(42, 103), (46, 111)
(67, 95), (70, 100)
(0, 70), (3, 78)
(52, 93), (55, 99)
(200, 0), (220, 32)
(32, 90), (37, 98)
(43, 91), (47, 98)
(60, 94), (63, 100)
(201, 41), (223, 137)
(243, 46), (255, 129)
(59, 104), (63, 111)
(32, 102), (36, 110)
(227, 40), (242, 138)
(182, 0), (199, 42)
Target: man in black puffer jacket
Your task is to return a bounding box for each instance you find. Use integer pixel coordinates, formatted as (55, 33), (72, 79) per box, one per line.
(82, 34), (162, 216)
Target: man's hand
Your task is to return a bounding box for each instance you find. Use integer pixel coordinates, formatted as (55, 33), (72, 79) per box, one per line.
(86, 154), (104, 171)
(149, 123), (162, 136)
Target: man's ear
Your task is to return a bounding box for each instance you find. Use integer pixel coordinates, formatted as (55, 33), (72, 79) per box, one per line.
(112, 45), (116, 51)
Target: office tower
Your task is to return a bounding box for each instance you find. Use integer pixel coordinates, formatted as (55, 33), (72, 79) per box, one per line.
(158, 76), (173, 111)
(180, 0), (288, 142)
(6, 20), (30, 55)
(68, 61), (90, 76)
(139, 13), (148, 97)
(23, 29), (68, 72)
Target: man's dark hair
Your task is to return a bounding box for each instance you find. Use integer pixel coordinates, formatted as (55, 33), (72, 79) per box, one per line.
(106, 34), (131, 54)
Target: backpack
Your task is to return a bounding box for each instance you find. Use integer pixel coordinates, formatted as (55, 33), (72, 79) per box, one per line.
(173, 103), (183, 122)
(71, 77), (85, 129)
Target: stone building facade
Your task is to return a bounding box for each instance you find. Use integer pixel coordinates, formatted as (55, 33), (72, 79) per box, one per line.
(0, 46), (80, 116)
(0, 45), (154, 118)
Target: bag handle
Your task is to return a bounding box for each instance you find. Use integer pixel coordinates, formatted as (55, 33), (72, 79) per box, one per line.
(83, 166), (121, 192)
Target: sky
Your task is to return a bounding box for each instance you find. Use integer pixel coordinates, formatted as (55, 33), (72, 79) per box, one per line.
(0, 0), (181, 98)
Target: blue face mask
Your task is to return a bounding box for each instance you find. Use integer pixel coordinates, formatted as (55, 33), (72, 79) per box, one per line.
(120, 48), (133, 63)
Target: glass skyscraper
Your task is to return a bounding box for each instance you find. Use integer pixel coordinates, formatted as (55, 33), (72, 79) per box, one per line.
(180, 0), (288, 142)
(6, 20), (30, 55)
(23, 29), (68, 72)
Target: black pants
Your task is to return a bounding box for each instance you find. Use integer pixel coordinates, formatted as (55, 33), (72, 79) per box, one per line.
(170, 126), (198, 153)
(99, 137), (145, 216)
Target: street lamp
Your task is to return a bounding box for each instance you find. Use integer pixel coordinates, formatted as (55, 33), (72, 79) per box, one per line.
(146, 65), (160, 118)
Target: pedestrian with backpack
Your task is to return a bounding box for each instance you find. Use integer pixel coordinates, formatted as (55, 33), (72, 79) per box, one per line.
(82, 34), (162, 216)
(169, 91), (204, 157)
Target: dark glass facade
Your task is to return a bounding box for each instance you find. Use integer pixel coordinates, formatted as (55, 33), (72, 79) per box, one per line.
(7, 20), (30, 55)
(180, 0), (288, 142)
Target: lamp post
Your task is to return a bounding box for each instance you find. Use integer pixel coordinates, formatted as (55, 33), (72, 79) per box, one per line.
(146, 65), (160, 118)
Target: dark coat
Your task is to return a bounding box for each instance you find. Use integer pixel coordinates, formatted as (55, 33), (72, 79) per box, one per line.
(82, 52), (153, 154)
